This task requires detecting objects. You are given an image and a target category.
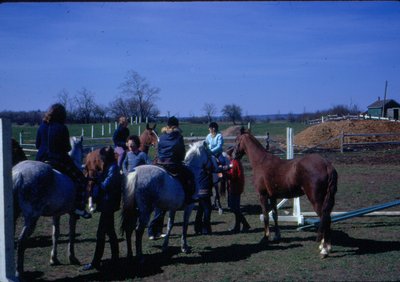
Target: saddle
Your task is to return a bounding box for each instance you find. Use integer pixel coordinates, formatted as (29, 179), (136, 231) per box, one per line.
(156, 163), (195, 203)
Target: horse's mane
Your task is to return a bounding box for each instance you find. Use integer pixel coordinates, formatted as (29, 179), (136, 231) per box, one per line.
(185, 141), (204, 160)
(243, 132), (266, 151)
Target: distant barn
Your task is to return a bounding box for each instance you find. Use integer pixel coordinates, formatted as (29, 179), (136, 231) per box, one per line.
(367, 98), (400, 120)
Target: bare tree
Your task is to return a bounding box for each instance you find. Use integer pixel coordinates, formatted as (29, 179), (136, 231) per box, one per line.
(202, 103), (217, 123)
(56, 88), (74, 115)
(221, 104), (242, 125)
(118, 70), (160, 120)
(108, 97), (131, 119)
(73, 88), (97, 123)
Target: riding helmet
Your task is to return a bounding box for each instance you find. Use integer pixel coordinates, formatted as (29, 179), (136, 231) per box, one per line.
(167, 116), (179, 127)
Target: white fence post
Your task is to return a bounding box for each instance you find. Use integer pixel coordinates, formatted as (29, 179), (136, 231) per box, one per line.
(109, 123), (111, 135)
(0, 118), (16, 281)
(91, 125), (94, 139)
(101, 125), (104, 136)
(19, 131), (23, 145)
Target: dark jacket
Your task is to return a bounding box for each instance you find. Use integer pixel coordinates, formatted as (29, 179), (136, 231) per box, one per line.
(35, 121), (71, 162)
(112, 125), (130, 149)
(94, 163), (122, 213)
(157, 127), (185, 165)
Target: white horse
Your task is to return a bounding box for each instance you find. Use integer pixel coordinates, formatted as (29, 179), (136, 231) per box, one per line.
(121, 141), (217, 263)
(13, 136), (84, 278)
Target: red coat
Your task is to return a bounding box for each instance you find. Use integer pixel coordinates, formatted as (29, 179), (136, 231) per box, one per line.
(226, 159), (245, 195)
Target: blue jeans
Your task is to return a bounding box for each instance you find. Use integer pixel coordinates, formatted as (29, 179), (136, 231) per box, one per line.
(194, 197), (212, 234)
(148, 208), (166, 237)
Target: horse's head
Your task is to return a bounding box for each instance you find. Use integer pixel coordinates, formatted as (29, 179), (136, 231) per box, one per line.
(99, 146), (116, 170)
(185, 141), (213, 171)
(233, 127), (248, 160)
(12, 138), (27, 166)
(140, 123), (159, 153)
(69, 136), (84, 168)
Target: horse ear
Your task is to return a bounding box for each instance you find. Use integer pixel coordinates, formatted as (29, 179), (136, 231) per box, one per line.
(240, 126), (245, 135)
(80, 136), (83, 143)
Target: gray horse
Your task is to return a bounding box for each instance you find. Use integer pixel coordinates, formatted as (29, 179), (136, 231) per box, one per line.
(121, 141), (217, 263)
(13, 136), (84, 278)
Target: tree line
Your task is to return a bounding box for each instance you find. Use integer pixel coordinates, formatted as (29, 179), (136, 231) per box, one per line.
(1, 69), (360, 125)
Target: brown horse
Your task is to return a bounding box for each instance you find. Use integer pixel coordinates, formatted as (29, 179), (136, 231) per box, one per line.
(233, 128), (337, 258)
(84, 123), (158, 211)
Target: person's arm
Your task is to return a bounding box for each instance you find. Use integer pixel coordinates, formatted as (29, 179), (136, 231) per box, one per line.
(99, 165), (118, 191)
(35, 124), (42, 149)
(177, 135), (186, 162)
(122, 155), (128, 175)
(210, 134), (223, 155)
(61, 125), (72, 153)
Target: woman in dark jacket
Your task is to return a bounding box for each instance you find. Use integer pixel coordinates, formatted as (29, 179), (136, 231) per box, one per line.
(156, 116), (194, 203)
(35, 103), (91, 219)
(82, 146), (122, 271)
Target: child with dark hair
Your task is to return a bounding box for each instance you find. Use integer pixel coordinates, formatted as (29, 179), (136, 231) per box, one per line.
(122, 135), (150, 175)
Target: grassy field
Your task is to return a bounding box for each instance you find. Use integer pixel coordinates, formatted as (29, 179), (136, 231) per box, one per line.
(12, 121), (309, 143)
(14, 147), (400, 281)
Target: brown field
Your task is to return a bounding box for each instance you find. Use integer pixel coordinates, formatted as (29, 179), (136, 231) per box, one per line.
(14, 147), (400, 281)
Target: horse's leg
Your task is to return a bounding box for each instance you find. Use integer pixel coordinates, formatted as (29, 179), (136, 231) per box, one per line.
(50, 216), (61, 265)
(181, 204), (195, 253)
(270, 198), (281, 242)
(318, 209), (332, 258)
(309, 195), (332, 258)
(68, 214), (80, 265)
(16, 218), (38, 277)
(162, 210), (175, 253)
(259, 194), (271, 241)
(124, 211), (137, 260)
(135, 211), (150, 263)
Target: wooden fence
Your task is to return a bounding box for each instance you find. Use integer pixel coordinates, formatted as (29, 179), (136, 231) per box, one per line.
(307, 114), (400, 125)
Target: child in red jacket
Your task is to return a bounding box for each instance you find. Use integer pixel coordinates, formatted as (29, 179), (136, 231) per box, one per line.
(226, 147), (250, 233)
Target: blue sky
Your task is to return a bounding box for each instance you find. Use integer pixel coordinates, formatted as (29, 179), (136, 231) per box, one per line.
(1, 2), (399, 117)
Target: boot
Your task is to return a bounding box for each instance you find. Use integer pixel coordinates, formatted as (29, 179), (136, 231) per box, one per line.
(240, 214), (251, 232)
(228, 213), (241, 233)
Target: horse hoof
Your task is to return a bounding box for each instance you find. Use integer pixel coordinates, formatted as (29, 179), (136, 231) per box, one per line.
(69, 256), (80, 265)
(260, 236), (269, 245)
(50, 258), (61, 266)
(320, 249), (329, 259)
(181, 246), (191, 254)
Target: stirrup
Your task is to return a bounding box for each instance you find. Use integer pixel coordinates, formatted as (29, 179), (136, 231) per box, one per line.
(75, 209), (92, 219)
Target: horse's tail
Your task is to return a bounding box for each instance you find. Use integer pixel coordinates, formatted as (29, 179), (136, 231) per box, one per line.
(12, 170), (23, 222)
(318, 163), (338, 241)
(120, 171), (138, 236)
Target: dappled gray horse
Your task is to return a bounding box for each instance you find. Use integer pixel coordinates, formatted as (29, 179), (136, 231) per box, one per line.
(121, 141), (217, 263)
(13, 136), (84, 278)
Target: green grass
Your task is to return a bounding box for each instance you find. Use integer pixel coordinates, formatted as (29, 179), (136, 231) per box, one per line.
(12, 121), (309, 142)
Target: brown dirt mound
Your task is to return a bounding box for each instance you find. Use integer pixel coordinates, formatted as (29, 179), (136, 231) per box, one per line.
(295, 120), (400, 149)
(222, 126), (243, 137)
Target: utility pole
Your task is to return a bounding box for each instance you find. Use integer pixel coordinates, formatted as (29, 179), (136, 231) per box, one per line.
(382, 80), (388, 118)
